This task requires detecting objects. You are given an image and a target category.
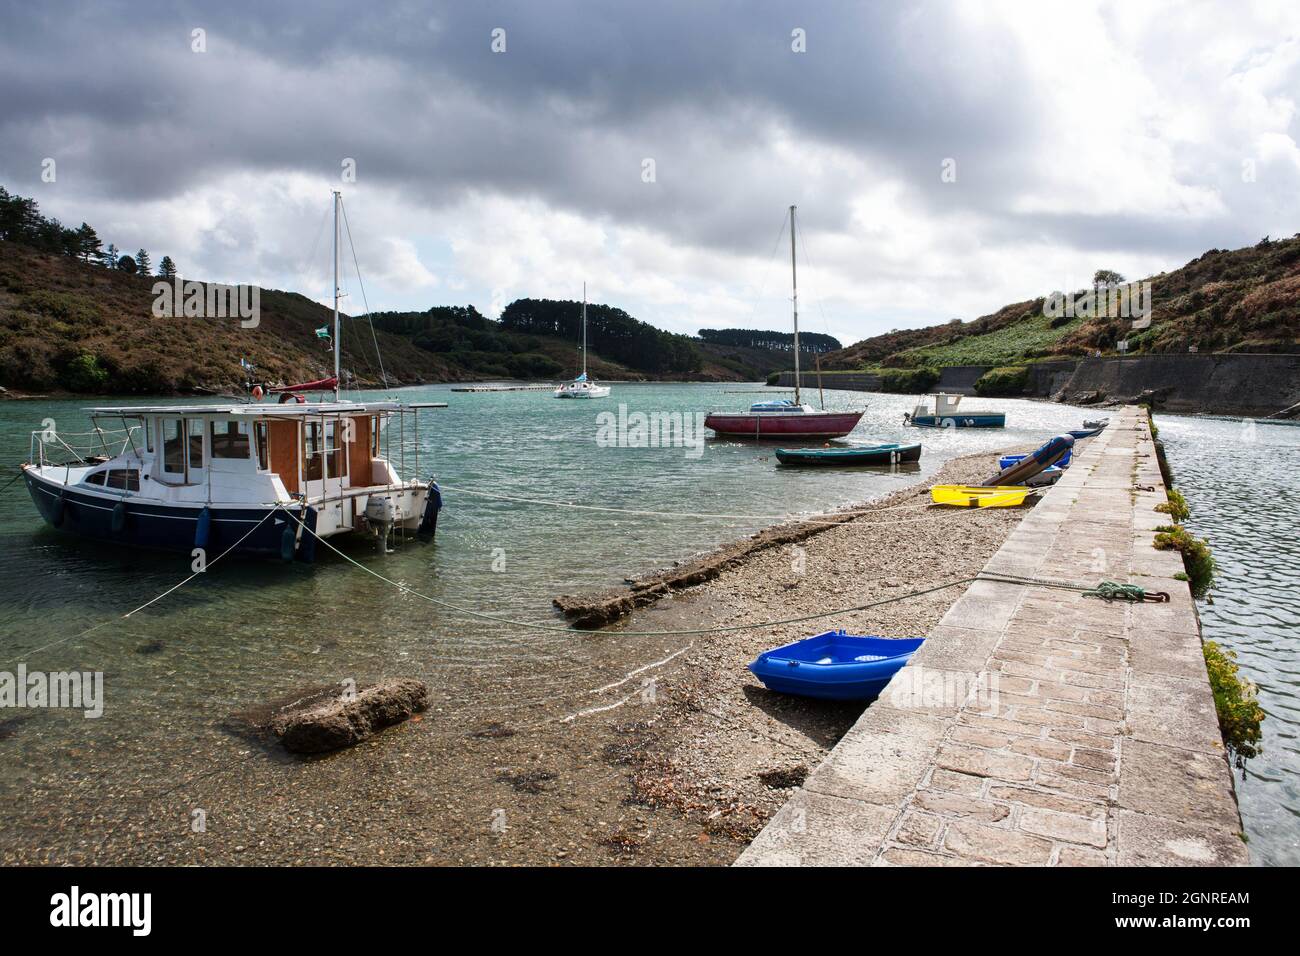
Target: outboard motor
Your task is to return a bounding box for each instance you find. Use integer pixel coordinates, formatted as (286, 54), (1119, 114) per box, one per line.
(365, 495), (397, 554)
(417, 480), (442, 542)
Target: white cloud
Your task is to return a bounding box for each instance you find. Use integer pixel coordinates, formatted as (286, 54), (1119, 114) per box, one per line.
(3, 0), (1297, 348)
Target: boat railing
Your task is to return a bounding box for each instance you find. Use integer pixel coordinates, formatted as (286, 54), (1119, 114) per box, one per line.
(29, 426), (142, 467)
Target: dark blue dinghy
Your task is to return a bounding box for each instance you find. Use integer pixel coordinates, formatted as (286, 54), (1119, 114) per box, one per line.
(748, 630), (924, 700)
(774, 442), (922, 466)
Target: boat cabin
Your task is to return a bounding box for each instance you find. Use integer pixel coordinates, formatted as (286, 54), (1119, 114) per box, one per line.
(27, 400), (443, 546)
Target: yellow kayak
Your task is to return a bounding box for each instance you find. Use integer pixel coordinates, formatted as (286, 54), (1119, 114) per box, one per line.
(931, 485), (1036, 508)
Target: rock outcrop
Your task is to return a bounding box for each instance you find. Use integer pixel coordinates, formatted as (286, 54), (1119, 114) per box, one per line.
(229, 678), (430, 754)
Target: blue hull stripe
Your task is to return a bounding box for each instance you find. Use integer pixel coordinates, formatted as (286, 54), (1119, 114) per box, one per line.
(24, 474), (301, 559)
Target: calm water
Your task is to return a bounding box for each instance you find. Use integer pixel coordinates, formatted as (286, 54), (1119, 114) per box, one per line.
(1157, 414), (1300, 866)
(0, 385), (1161, 859)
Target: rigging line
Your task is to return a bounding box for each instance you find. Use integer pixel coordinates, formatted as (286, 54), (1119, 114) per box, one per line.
(339, 197), (389, 391)
(302, 201), (331, 299)
(435, 482), (936, 520)
(795, 217), (836, 341)
(280, 505), (983, 637)
(0, 507), (284, 667)
(736, 208), (791, 332)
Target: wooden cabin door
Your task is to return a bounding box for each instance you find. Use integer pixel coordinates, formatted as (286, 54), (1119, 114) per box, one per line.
(267, 420), (300, 494)
(347, 415), (372, 487)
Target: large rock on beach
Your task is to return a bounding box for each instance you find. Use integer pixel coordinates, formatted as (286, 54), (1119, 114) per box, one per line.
(263, 678), (430, 754)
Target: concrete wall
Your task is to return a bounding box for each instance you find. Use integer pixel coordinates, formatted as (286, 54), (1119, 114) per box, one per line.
(777, 353), (1300, 416)
(774, 371), (880, 392)
(1041, 353), (1300, 417)
(936, 365), (990, 395)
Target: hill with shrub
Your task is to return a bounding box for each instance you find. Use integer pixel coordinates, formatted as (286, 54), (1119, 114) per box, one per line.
(822, 234), (1300, 383)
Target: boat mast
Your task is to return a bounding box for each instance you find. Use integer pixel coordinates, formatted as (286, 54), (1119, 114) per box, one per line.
(581, 282), (587, 379)
(332, 189), (341, 402)
(790, 204), (800, 405)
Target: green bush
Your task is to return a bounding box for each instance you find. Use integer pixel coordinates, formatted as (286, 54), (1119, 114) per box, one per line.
(766, 371), (781, 386)
(1155, 488), (1190, 522)
(877, 366), (939, 393)
(974, 365), (1029, 396)
(1154, 524), (1215, 598)
(1203, 640), (1264, 765)
(64, 351), (109, 392)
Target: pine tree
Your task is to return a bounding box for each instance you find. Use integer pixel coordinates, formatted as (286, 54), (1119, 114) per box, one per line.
(157, 255), (177, 279)
(74, 223), (103, 263)
(134, 249), (151, 275)
(104, 243), (119, 267)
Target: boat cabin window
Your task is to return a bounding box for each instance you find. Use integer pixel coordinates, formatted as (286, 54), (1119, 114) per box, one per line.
(370, 416), (380, 456)
(324, 420), (345, 480)
(304, 422), (323, 482)
(210, 420), (251, 460)
(254, 421), (269, 470)
(188, 419), (205, 469)
(143, 421), (153, 454)
(85, 471), (107, 486)
(106, 469), (140, 492)
(161, 419), (185, 476)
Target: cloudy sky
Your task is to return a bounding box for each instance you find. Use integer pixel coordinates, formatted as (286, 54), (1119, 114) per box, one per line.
(2, 0), (1298, 345)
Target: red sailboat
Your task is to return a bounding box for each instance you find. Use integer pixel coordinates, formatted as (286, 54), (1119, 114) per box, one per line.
(705, 205), (864, 440)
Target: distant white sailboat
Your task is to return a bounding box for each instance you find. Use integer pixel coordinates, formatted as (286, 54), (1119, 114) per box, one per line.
(554, 284), (611, 399)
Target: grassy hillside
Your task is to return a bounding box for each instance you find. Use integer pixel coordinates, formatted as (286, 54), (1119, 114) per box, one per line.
(0, 241), (789, 395)
(825, 235), (1300, 371)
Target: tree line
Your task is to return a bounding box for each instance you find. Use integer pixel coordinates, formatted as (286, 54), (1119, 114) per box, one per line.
(697, 328), (842, 352)
(499, 298), (702, 374)
(0, 185), (177, 278)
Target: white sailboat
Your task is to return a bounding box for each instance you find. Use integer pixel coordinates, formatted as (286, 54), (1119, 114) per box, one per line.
(554, 284), (611, 399)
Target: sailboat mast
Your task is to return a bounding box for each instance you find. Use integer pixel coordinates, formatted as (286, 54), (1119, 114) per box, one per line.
(790, 204), (800, 405)
(332, 190), (341, 402)
(582, 282), (587, 378)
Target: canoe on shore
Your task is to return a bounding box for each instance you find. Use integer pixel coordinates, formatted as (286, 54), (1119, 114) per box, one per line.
(748, 630), (924, 700)
(985, 434), (1073, 486)
(774, 442), (922, 466)
(931, 485), (1037, 508)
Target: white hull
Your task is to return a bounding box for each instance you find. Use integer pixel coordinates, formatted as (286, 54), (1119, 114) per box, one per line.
(554, 383), (611, 398)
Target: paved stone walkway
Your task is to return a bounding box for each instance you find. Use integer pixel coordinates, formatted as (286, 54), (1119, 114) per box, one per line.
(738, 406), (1248, 866)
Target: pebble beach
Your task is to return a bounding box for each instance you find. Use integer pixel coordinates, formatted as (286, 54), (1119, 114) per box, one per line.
(604, 446), (1036, 854)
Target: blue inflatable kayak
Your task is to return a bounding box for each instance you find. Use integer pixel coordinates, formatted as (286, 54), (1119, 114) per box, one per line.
(985, 434), (1073, 486)
(748, 630), (923, 700)
(999, 448), (1072, 471)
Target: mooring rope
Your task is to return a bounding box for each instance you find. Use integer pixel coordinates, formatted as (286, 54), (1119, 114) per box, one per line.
(436, 483), (936, 523)
(1, 507), (284, 666)
(282, 511), (1158, 636)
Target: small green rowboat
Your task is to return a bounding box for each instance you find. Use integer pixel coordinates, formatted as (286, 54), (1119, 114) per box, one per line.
(774, 442), (922, 466)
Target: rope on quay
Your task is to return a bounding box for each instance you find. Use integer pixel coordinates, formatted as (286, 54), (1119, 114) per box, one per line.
(977, 572), (1170, 603)
(285, 513), (1174, 638)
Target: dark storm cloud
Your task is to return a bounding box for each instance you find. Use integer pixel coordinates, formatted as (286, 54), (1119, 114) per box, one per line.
(1, 0), (1297, 321)
(0, 0), (1046, 252)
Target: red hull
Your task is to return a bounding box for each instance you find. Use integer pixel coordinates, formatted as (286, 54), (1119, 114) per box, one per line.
(704, 410), (864, 439)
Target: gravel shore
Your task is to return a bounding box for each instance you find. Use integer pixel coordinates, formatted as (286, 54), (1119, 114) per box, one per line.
(607, 446), (1035, 850)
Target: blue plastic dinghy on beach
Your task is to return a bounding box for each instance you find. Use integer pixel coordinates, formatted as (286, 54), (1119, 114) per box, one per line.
(748, 630), (924, 700)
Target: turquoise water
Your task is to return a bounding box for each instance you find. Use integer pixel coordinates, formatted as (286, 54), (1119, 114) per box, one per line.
(0, 385), (1114, 859)
(1156, 414), (1300, 866)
